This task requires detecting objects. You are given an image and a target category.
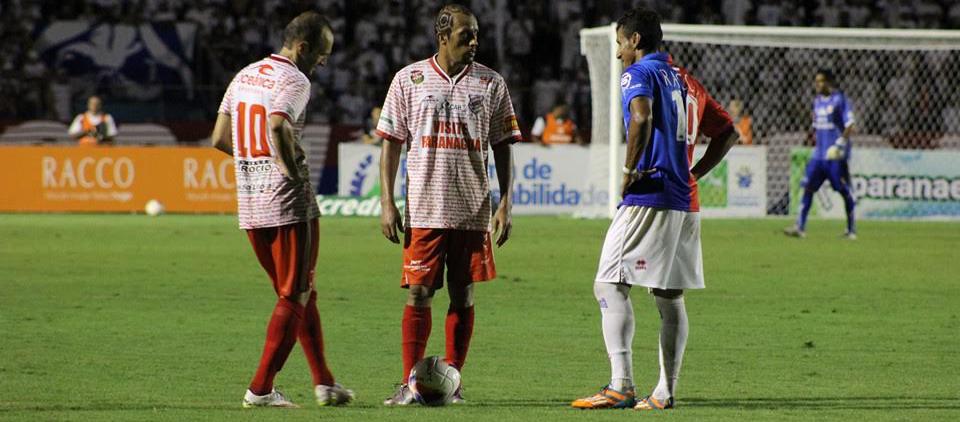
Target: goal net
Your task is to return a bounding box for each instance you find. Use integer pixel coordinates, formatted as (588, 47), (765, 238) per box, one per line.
(579, 24), (960, 219)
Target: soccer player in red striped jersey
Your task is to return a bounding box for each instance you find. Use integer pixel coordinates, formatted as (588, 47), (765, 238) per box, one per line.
(211, 11), (353, 408)
(377, 4), (521, 405)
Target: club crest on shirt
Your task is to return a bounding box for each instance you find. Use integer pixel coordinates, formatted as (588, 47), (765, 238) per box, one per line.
(469, 94), (483, 114)
(479, 75), (493, 86)
(410, 70), (424, 85)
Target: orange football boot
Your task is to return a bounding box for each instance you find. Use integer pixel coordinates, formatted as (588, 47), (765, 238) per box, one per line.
(634, 395), (674, 410)
(571, 385), (636, 409)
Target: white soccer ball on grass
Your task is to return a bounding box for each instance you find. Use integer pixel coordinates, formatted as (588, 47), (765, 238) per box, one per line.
(408, 356), (461, 406)
(144, 199), (165, 216)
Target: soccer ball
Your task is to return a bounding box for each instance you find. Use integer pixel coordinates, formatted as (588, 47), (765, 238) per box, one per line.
(144, 199), (165, 216)
(408, 356), (461, 406)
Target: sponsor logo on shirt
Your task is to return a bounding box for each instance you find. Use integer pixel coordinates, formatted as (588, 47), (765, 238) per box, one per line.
(635, 259), (647, 271)
(620, 72), (631, 88)
(505, 115), (519, 132)
(421, 120), (480, 151)
(238, 73), (276, 90)
(258, 64), (274, 76)
(422, 95), (468, 112)
(379, 114), (394, 130)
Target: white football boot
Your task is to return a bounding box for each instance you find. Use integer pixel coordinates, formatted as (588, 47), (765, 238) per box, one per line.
(242, 388), (299, 408)
(383, 384), (416, 406)
(315, 383), (354, 406)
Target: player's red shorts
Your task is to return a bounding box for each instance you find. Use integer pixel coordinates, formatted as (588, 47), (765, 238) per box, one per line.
(401, 228), (496, 289)
(246, 218), (319, 298)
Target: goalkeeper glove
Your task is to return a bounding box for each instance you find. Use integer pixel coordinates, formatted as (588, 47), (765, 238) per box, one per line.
(826, 137), (847, 160)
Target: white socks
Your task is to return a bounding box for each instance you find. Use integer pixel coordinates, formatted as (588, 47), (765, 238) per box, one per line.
(652, 294), (688, 400)
(594, 283), (634, 392)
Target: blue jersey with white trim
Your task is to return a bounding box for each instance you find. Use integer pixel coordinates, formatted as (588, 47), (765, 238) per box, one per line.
(619, 52), (693, 211)
(812, 91), (854, 160)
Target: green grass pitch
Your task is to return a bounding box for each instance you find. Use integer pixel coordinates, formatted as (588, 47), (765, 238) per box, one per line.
(1, 214), (959, 421)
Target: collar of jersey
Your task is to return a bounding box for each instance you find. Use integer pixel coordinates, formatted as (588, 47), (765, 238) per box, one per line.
(268, 54), (296, 68)
(429, 55), (471, 84)
(817, 91), (839, 100)
(639, 52), (669, 63)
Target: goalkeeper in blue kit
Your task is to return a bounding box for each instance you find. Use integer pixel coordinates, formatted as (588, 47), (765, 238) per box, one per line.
(785, 69), (857, 239)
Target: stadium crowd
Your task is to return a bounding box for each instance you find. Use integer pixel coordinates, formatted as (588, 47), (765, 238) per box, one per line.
(1, 0), (959, 141)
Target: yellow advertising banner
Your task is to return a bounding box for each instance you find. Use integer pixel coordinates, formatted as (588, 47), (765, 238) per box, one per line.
(0, 146), (237, 213)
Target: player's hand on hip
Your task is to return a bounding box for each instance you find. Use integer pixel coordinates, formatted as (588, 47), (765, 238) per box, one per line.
(381, 201), (403, 244)
(621, 173), (639, 198)
(492, 204), (512, 247)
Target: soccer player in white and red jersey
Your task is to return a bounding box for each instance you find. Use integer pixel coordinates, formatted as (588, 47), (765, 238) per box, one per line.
(210, 11), (353, 409)
(376, 4), (521, 405)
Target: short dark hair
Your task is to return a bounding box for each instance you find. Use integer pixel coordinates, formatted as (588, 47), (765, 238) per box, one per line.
(282, 11), (331, 49)
(435, 4), (474, 41)
(616, 7), (662, 52)
(816, 68), (835, 83)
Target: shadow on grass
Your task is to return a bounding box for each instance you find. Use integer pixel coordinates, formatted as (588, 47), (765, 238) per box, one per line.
(682, 396), (960, 411)
(0, 402), (250, 413)
(4, 397), (959, 413)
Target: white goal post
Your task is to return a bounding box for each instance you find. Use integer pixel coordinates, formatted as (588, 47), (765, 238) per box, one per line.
(579, 24), (960, 218)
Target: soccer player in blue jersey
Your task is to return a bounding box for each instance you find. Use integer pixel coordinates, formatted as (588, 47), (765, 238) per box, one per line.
(785, 69), (857, 239)
(571, 7), (736, 411)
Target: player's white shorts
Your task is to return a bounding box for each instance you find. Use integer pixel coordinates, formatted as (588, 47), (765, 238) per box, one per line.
(595, 206), (704, 290)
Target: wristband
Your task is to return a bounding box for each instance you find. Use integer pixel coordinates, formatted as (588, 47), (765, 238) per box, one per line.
(622, 166), (638, 176)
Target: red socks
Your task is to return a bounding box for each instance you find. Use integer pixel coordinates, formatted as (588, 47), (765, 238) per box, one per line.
(299, 291), (335, 386)
(445, 305), (475, 371)
(401, 305), (432, 382)
(401, 304), (476, 382)
(249, 298), (305, 395)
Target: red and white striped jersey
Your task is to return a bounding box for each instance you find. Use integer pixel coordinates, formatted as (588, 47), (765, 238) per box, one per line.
(219, 54), (320, 229)
(376, 56), (521, 231)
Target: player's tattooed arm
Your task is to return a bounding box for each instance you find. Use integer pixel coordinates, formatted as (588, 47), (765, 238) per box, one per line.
(622, 96), (652, 197)
(492, 143), (513, 247)
(211, 113), (233, 156)
(268, 115), (303, 184)
(691, 127), (738, 180)
(379, 140), (404, 244)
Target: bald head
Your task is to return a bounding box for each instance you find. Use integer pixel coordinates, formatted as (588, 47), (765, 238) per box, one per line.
(280, 11), (334, 74)
(283, 11), (332, 50)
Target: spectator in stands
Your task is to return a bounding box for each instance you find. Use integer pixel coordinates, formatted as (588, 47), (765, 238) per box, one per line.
(531, 103), (582, 145)
(68, 96), (117, 146)
(360, 106), (382, 145)
(728, 99), (754, 145)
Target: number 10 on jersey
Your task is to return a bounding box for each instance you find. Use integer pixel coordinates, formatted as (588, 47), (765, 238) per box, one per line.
(236, 101), (271, 158)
